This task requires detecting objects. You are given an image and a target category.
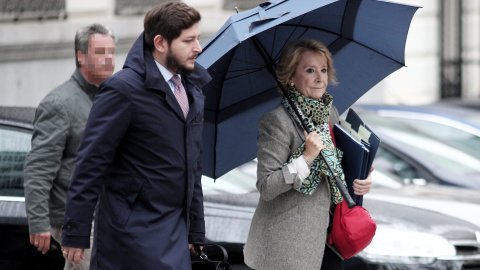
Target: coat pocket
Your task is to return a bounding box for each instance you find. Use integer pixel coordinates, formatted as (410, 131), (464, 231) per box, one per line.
(103, 177), (144, 228)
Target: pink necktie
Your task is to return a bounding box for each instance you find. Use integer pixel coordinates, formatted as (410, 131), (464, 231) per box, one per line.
(171, 75), (189, 119)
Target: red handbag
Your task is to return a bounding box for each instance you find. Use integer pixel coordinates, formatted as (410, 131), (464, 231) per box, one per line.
(328, 199), (377, 259)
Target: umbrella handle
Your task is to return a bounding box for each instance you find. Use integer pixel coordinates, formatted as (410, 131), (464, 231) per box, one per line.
(320, 152), (356, 209)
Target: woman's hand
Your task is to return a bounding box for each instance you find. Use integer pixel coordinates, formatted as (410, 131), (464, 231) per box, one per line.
(353, 166), (374, 195)
(303, 130), (324, 165)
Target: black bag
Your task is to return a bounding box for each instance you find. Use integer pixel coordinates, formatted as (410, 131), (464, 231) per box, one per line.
(191, 244), (231, 270)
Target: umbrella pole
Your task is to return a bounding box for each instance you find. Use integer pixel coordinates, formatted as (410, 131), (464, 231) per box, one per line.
(251, 36), (355, 208)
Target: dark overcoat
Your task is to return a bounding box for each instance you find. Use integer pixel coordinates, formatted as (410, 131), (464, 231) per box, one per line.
(62, 33), (211, 270)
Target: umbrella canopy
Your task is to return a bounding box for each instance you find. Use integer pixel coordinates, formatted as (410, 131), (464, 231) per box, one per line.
(197, 0), (419, 179)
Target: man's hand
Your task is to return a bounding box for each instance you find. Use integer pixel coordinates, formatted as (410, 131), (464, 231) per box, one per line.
(62, 246), (85, 265)
(189, 244), (203, 255)
(30, 232), (51, 254)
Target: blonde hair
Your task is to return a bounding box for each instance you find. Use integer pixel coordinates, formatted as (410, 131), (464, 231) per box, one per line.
(276, 39), (337, 94)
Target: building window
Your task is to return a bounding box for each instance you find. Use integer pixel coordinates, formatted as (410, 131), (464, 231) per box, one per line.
(115, 0), (179, 16)
(0, 0), (66, 21)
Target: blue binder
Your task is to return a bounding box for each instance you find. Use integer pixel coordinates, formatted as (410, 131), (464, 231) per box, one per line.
(333, 109), (380, 206)
(345, 109), (380, 174)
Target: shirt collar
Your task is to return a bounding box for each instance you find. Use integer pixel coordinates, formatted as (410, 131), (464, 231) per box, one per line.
(154, 60), (182, 93)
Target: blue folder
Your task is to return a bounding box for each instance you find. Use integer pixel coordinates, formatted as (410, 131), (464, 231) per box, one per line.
(345, 109), (380, 174)
(333, 109), (380, 206)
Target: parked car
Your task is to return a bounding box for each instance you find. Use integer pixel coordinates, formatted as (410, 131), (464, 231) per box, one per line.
(354, 103), (480, 156)
(438, 98), (480, 113)
(352, 104), (480, 190)
(202, 161), (480, 270)
(0, 107), (64, 269)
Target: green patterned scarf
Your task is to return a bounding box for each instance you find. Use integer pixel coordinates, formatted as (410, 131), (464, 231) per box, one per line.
(281, 87), (346, 204)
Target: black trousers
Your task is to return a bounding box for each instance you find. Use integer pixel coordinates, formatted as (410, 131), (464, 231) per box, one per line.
(320, 245), (344, 270)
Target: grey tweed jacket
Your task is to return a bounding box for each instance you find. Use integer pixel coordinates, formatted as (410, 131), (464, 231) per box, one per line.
(244, 104), (340, 270)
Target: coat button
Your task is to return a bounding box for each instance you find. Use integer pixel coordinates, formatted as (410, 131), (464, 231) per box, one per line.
(66, 226), (72, 232)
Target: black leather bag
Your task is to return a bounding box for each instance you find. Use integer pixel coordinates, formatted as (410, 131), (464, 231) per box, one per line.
(191, 244), (231, 270)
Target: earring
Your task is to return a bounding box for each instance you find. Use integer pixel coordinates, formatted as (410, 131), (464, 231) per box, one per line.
(290, 81), (295, 87)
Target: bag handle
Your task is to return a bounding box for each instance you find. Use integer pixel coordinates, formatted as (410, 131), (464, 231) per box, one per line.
(193, 244), (229, 263)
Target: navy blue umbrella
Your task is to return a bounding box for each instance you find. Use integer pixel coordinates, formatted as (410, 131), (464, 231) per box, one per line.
(197, 0), (419, 179)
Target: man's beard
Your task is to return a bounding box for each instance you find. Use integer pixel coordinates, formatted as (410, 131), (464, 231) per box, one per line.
(166, 49), (195, 75)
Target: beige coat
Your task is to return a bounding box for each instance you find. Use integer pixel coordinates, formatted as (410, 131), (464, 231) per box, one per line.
(244, 104), (340, 270)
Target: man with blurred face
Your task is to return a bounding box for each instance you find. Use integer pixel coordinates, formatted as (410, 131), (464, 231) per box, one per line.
(78, 33), (115, 85)
(61, 2), (211, 269)
(24, 24), (115, 270)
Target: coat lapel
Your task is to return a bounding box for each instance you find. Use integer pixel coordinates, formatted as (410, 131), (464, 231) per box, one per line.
(184, 80), (205, 123)
(184, 63), (211, 124)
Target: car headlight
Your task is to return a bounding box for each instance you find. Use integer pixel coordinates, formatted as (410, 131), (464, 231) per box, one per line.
(360, 227), (456, 265)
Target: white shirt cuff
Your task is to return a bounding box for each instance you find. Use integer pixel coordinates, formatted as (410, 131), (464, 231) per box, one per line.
(286, 155), (311, 181)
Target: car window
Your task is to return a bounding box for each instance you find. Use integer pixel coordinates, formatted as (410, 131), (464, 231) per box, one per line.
(389, 118), (480, 157)
(374, 146), (420, 183)
(370, 168), (403, 189)
(0, 125), (31, 197)
(362, 114), (480, 175)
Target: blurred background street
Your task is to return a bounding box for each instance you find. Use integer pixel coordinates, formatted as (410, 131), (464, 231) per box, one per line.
(1, 0), (480, 107)
(2, 1), (480, 269)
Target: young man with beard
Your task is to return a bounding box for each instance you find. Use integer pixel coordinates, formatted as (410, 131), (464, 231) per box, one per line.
(61, 2), (211, 269)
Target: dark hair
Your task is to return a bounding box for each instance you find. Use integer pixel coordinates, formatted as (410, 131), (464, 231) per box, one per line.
(74, 24), (115, 68)
(276, 39), (337, 93)
(144, 1), (201, 50)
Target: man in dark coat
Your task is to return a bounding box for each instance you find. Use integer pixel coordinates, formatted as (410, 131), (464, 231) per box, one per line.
(61, 2), (211, 269)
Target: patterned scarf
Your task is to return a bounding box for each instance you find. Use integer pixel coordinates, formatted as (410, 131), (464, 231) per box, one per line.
(281, 86), (346, 204)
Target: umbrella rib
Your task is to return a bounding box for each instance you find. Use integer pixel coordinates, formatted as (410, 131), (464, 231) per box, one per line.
(225, 68), (267, 81)
(210, 36), (281, 119)
(270, 15), (310, 61)
(228, 57), (267, 68)
(278, 23), (406, 66)
(211, 44), (240, 178)
(209, 67), (265, 79)
(208, 57), (268, 77)
(269, 26), (278, 59)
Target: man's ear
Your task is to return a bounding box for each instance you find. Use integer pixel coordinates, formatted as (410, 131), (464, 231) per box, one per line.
(153, 35), (167, 53)
(77, 51), (86, 68)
